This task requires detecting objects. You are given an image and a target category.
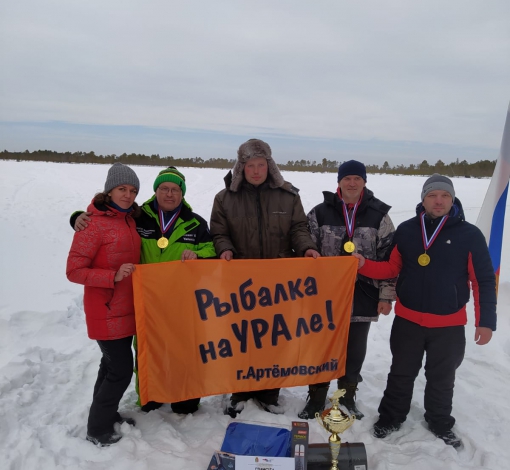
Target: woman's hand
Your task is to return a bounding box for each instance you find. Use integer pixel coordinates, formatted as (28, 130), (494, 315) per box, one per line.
(114, 263), (136, 282)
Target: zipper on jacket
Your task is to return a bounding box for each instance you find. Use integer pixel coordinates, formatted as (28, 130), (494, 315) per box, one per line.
(125, 214), (138, 259)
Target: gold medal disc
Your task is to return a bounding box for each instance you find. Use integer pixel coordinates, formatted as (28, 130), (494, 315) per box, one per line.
(418, 253), (430, 266)
(344, 241), (356, 253)
(157, 237), (169, 249)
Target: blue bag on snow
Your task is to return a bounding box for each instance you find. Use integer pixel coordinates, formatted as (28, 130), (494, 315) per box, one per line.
(220, 422), (291, 457)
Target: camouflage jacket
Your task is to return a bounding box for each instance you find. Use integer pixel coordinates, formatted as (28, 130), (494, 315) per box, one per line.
(307, 188), (396, 321)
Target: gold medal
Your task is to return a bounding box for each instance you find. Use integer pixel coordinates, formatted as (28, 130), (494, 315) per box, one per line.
(157, 237), (169, 249)
(344, 241), (356, 253)
(418, 253), (430, 266)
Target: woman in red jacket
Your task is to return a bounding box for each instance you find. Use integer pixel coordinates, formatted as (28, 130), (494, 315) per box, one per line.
(67, 163), (141, 446)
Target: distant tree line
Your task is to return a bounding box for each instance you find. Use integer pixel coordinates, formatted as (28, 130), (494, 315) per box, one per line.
(1, 150), (497, 178)
(0, 150), (236, 169)
(279, 157), (496, 178)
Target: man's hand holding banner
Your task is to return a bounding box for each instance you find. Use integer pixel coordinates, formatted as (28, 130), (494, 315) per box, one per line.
(133, 257), (358, 405)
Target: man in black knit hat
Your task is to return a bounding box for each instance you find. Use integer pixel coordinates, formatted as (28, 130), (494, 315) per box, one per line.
(299, 160), (396, 421)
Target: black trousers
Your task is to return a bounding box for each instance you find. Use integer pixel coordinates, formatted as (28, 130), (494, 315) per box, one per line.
(88, 336), (134, 436)
(378, 316), (465, 432)
(311, 321), (372, 388)
(339, 321), (371, 384)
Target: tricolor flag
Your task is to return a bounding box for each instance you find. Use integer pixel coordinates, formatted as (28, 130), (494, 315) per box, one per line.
(476, 103), (510, 294)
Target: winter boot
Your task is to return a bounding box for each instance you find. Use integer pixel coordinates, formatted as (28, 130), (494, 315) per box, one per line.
(430, 428), (463, 449)
(86, 431), (122, 446)
(225, 395), (245, 418)
(373, 418), (402, 439)
(297, 385), (329, 420)
(256, 399), (285, 415)
(255, 389), (284, 414)
(171, 398), (200, 415)
(337, 380), (364, 420)
(115, 413), (136, 427)
(141, 401), (163, 412)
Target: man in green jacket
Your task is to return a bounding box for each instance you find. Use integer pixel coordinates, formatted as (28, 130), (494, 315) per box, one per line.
(210, 138), (320, 417)
(73, 167), (216, 414)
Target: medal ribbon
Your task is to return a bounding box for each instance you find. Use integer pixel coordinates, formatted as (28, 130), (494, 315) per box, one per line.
(420, 211), (448, 252)
(158, 207), (181, 235)
(341, 197), (360, 239)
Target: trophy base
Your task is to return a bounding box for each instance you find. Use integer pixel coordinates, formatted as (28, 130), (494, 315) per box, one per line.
(308, 442), (368, 470)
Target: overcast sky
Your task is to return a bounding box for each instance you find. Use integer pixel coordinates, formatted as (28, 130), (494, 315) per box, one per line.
(1, 1), (509, 165)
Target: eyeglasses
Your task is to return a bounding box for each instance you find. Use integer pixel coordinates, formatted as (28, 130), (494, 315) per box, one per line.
(157, 186), (181, 195)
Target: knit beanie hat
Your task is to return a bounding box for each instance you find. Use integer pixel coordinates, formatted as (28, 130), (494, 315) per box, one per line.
(104, 163), (140, 194)
(337, 160), (367, 182)
(421, 173), (455, 201)
(153, 167), (186, 195)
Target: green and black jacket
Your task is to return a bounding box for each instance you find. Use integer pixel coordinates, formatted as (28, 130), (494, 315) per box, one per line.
(137, 195), (216, 263)
(70, 196), (216, 263)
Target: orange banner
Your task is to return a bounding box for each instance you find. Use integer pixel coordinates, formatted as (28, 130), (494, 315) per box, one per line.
(132, 257), (357, 405)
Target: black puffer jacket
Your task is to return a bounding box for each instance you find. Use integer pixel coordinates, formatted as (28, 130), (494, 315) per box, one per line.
(359, 198), (497, 330)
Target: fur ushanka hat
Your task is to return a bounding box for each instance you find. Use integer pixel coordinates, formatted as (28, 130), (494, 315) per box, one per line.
(229, 139), (285, 192)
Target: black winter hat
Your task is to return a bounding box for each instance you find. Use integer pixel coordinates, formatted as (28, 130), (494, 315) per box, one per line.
(337, 160), (367, 182)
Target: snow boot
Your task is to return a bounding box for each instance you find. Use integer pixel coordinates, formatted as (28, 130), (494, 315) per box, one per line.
(373, 418), (402, 439)
(256, 398), (285, 415)
(86, 431), (122, 446)
(255, 389), (283, 414)
(141, 401), (163, 412)
(171, 398), (200, 415)
(225, 395), (245, 418)
(115, 413), (136, 427)
(297, 385), (329, 420)
(430, 428), (462, 449)
(337, 380), (364, 420)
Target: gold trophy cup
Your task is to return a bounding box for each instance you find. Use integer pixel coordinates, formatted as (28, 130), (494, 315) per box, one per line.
(316, 389), (356, 470)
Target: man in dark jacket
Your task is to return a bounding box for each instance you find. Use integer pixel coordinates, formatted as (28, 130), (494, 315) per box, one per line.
(298, 160), (396, 421)
(355, 174), (497, 448)
(210, 138), (320, 417)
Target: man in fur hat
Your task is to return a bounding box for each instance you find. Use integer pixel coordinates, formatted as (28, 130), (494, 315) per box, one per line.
(210, 138), (320, 417)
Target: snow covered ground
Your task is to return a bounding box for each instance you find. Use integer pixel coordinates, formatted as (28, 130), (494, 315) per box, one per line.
(1, 160), (509, 470)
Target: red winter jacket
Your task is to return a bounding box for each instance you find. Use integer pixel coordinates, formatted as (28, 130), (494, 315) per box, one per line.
(66, 202), (141, 340)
